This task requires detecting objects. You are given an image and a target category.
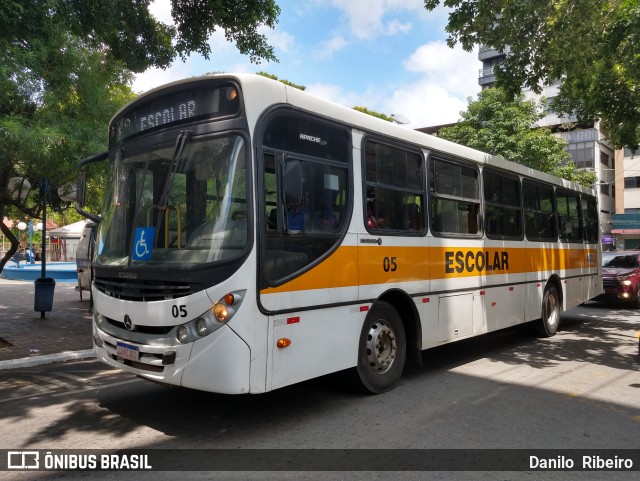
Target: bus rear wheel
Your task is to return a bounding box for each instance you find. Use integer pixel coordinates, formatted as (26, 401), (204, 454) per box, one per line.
(354, 301), (406, 394)
(535, 285), (560, 337)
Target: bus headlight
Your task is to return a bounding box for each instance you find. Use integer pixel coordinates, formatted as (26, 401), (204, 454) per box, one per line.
(213, 303), (228, 322)
(195, 317), (209, 336)
(174, 290), (246, 344)
(176, 326), (188, 344)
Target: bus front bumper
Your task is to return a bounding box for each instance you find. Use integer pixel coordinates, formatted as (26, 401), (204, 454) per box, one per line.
(93, 324), (251, 394)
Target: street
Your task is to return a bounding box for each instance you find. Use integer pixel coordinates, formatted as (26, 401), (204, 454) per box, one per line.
(1, 301), (639, 480)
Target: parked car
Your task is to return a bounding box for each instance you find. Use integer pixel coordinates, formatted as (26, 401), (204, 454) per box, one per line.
(597, 251), (640, 306)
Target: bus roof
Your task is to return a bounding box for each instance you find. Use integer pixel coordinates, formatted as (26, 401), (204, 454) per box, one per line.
(116, 73), (596, 197)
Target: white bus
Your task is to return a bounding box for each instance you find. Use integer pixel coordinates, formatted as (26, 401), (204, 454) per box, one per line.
(77, 73), (602, 394)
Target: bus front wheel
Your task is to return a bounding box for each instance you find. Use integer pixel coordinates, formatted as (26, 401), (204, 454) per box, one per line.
(535, 285), (560, 337)
(354, 301), (406, 394)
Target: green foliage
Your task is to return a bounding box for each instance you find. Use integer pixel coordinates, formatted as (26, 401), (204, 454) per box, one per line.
(0, 34), (136, 268)
(256, 72), (306, 90)
(173, 0), (281, 65)
(424, 0), (640, 149)
(436, 88), (596, 187)
(352, 106), (394, 122)
(0, 0), (280, 74)
(0, 0), (282, 270)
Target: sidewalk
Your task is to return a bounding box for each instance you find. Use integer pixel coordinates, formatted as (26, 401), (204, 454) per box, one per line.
(0, 278), (94, 369)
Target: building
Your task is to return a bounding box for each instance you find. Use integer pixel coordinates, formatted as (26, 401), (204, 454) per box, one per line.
(612, 148), (640, 249)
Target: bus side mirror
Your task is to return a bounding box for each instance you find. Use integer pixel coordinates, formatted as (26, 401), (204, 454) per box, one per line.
(283, 160), (303, 206)
(77, 172), (87, 207)
(75, 151), (108, 224)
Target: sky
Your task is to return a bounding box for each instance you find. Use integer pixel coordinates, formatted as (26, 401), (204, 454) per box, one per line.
(132, 0), (481, 130)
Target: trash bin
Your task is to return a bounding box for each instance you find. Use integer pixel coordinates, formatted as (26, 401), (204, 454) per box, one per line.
(34, 277), (56, 314)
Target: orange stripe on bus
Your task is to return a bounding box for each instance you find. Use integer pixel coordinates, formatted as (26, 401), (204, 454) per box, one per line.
(260, 245), (598, 294)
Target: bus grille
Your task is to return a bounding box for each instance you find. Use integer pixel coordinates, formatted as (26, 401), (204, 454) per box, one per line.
(105, 317), (174, 335)
(94, 279), (194, 301)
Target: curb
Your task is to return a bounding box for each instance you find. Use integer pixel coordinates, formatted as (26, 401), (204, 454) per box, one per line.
(0, 350), (95, 370)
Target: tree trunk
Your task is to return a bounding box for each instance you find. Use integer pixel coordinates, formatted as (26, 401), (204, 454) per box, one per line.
(0, 220), (19, 275)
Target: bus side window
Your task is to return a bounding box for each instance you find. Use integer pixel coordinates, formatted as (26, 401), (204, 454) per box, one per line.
(363, 139), (424, 234)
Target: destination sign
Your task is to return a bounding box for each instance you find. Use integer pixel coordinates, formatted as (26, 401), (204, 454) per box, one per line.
(109, 81), (240, 147)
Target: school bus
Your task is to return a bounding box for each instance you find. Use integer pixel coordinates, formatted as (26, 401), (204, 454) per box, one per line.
(76, 74), (602, 394)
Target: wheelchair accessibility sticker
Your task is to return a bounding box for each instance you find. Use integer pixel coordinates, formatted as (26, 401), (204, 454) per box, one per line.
(132, 227), (155, 260)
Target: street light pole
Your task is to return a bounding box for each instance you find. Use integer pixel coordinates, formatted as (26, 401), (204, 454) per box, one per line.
(41, 195), (47, 279)
(39, 179), (50, 279)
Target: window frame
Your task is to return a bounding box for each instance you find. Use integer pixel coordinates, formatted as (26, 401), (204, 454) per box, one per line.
(362, 136), (426, 236)
(523, 179), (558, 242)
(556, 188), (583, 243)
(257, 107), (353, 288)
(482, 167), (524, 241)
(429, 155), (481, 238)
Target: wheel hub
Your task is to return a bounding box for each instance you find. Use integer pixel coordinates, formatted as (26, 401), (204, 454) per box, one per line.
(365, 321), (397, 374)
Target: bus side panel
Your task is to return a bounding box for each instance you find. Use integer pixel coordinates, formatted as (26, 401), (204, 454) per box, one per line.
(268, 305), (364, 391)
(524, 242), (555, 321)
(482, 283), (526, 331)
(582, 245), (601, 303)
(482, 242), (527, 331)
(181, 326), (251, 394)
(525, 282), (545, 322)
(416, 295), (440, 349)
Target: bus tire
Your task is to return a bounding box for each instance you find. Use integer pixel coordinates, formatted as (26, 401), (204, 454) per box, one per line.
(535, 285), (560, 337)
(354, 301), (406, 394)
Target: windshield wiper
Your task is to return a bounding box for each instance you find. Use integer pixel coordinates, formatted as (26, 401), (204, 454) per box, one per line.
(153, 130), (192, 239)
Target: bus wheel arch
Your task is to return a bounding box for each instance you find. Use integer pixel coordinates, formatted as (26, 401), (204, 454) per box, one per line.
(354, 299), (408, 394)
(379, 289), (422, 368)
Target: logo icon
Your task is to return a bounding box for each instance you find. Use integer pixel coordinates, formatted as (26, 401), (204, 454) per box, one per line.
(123, 315), (135, 331)
(8, 451), (39, 469)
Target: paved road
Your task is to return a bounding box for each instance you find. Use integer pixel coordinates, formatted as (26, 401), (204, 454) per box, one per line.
(0, 301), (638, 480)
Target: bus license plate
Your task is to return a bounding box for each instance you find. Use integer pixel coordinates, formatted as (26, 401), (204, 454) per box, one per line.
(116, 342), (139, 361)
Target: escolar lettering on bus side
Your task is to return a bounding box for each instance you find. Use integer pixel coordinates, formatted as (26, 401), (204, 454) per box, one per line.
(444, 250), (509, 274)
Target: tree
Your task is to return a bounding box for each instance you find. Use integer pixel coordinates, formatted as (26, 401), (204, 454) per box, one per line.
(436, 88), (596, 187)
(424, 0), (640, 149)
(352, 107), (394, 122)
(256, 72), (306, 90)
(0, 0), (281, 273)
(0, 36), (136, 273)
(0, 0), (280, 74)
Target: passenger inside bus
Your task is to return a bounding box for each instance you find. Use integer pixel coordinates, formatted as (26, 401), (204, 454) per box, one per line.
(367, 201), (378, 228)
(287, 203), (304, 232)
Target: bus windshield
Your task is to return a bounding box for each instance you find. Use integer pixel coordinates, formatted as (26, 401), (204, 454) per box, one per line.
(95, 133), (248, 269)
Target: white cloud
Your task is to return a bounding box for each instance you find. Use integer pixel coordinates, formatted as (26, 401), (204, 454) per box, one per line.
(327, 0), (424, 39)
(148, 0), (173, 24)
(385, 80), (471, 128)
(305, 83), (367, 108)
(132, 66), (184, 94)
(303, 40), (480, 129)
(314, 34), (348, 60)
(260, 26), (296, 54)
(402, 40), (480, 96)
(385, 19), (412, 36)
(386, 42), (480, 128)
